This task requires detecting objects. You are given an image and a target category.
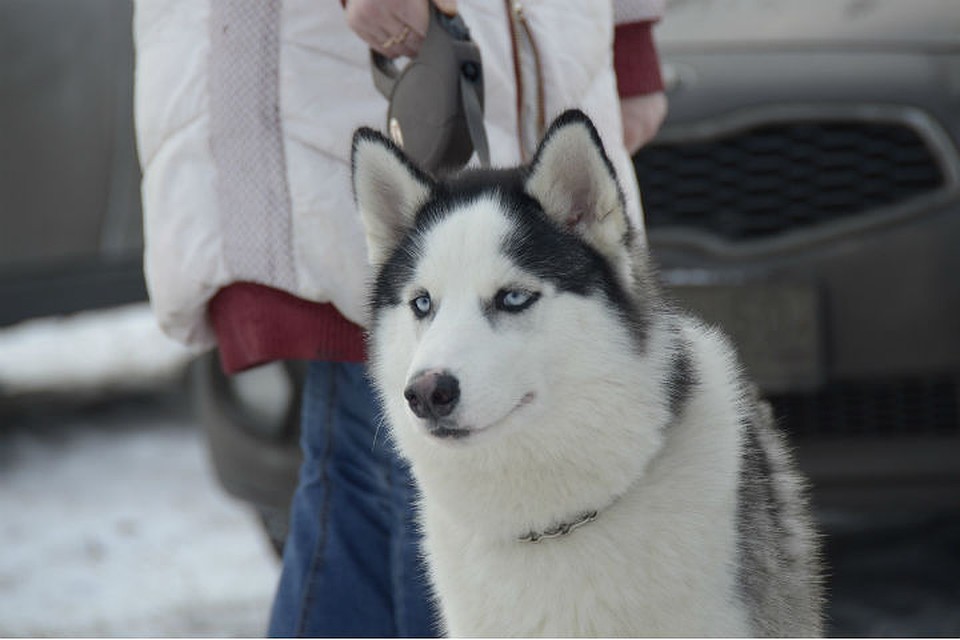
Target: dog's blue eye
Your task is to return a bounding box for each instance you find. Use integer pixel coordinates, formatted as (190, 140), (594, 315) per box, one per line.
(411, 293), (432, 318)
(495, 289), (540, 313)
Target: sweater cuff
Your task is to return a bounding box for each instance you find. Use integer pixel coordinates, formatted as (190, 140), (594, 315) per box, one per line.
(613, 21), (664, 98)
(209, 282), (366, 374)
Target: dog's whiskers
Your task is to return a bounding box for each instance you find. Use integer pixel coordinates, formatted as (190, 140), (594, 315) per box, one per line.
(371, 413), (389, 452)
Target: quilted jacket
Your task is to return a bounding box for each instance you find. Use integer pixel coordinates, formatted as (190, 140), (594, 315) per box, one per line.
(134, 0), (665, 371)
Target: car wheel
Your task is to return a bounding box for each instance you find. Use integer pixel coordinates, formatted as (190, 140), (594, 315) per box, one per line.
(191, 351), (304, 557)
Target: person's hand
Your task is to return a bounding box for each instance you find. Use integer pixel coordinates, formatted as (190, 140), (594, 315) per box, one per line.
(345, 0), (457, 59)
(620, 92), (667, 154)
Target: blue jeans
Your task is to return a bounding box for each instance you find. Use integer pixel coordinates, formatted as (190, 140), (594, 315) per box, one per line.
(268, 361), (440, 637)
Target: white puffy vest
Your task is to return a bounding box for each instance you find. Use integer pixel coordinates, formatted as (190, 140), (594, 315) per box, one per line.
(135, 0), (648, 348)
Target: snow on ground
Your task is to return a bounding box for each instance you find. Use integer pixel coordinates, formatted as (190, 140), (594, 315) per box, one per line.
(0, 402), (281, 637)
(0, 305), (279, 636)
(0, 303), (194, 396)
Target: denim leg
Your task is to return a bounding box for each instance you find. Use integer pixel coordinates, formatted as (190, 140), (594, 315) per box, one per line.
(267, 361), (439, 637)
(389, 449), (439, 635)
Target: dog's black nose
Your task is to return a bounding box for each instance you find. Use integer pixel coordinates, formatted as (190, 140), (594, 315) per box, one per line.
(404, 370), (460, 419)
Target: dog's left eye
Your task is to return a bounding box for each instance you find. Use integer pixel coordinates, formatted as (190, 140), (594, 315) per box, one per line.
(411, 293), (432, 318)
(495, 288), (540, 313)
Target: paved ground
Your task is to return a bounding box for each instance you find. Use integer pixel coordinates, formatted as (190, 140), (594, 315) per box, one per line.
(821, 509), (960, 636)
(3, 393), (960, 637)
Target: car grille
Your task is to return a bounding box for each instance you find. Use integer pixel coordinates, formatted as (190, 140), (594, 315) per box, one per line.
(769, 375), (959, 438)
(635, 120), (947, 241)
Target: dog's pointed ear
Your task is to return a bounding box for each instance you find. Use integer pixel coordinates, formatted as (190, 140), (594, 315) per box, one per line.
(352, 128), (435, 265)
(524, 110), (632, 263)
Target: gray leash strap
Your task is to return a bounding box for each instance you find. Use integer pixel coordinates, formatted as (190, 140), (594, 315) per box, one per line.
(460, 69), (490, 168)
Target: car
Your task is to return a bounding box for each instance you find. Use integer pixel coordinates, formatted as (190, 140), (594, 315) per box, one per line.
(641, 0), (960, 511)
(0, 1), (146, 328)
(194, 0), (960, 556)
(191, 352), (303, 555)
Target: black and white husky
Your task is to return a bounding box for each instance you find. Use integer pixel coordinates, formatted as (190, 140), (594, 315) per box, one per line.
(351, 110), (823, 637)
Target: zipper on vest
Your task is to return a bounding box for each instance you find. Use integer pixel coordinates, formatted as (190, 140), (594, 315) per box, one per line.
(505, 0), (545, 161)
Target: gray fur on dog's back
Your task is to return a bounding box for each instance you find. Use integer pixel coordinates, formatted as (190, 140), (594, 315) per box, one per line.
(737, 388), (824, 635)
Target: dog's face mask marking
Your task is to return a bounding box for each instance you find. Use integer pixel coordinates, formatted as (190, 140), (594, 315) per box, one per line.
(353, 110), (636, 443)
(369, 194), (549, 442)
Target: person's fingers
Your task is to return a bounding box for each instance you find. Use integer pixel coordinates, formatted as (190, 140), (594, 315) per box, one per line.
(390, 28), (419, 58)
(396, 31), (423, 58)
(394, 0), (430, 38)
(347, 0), (408, 54)
(621, 92), (668, 153)
(370, 21), (412, 57)
(432, 0), (457, 16)
(403, 30), (425, 53)
(347, 0), (434, 58)
(345, 0), (387, 38)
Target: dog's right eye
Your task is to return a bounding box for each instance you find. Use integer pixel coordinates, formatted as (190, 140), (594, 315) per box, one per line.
(494, 288), (540, 313)
(410, 293), (432, 318)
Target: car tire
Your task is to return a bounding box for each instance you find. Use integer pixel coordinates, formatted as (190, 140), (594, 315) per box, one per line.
(191, 351), (304, 556)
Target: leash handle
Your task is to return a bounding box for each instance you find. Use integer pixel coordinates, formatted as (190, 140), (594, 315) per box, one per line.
(370, 7), (472, 97)
(369, 6), (489, 171)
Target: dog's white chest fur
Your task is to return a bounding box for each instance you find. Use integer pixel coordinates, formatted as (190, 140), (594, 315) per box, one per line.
(411, 320), (753, 637)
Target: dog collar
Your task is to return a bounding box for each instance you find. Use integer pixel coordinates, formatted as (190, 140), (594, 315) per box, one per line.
(517, 509), (599, 543)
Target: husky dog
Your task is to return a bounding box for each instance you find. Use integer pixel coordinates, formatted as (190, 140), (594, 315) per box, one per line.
(351, 110), (823, 637)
